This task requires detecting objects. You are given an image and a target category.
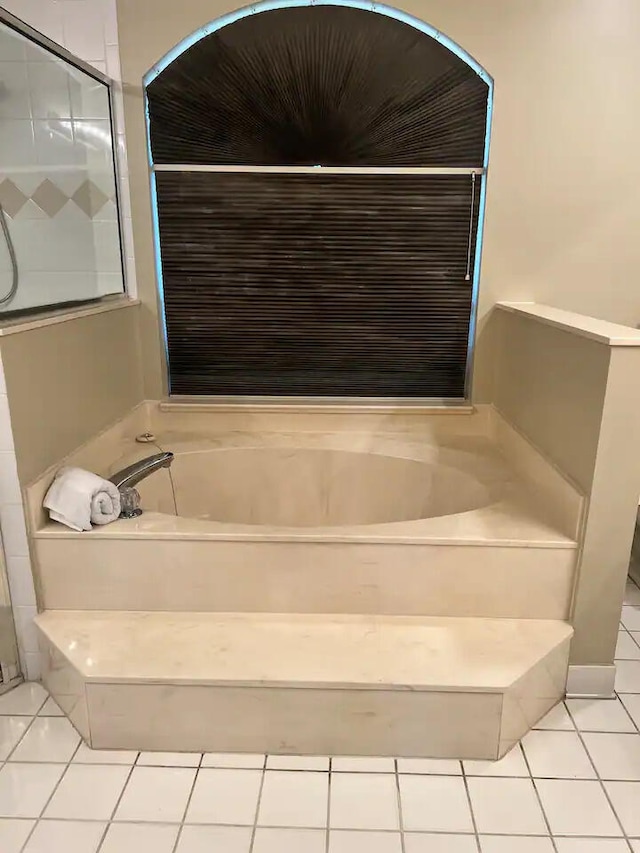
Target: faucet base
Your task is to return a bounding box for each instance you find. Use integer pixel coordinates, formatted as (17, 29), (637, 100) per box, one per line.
(120, 508), (143, 520)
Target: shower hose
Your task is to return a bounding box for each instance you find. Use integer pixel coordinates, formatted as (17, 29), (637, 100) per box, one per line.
(0, 201), (18, 306)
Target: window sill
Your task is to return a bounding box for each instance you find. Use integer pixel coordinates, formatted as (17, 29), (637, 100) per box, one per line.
(0, 296), (141, 337)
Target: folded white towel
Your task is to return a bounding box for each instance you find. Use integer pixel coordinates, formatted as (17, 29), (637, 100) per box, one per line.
(43, 467), (122, 532)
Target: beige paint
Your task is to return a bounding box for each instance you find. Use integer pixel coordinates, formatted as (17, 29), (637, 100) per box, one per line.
(494, 305), (640, 665)
(116, 0), (640, 401)
(0, 305), (144, 484)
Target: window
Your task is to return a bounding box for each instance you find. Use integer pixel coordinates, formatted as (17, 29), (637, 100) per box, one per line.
(146, 2), (491, 400)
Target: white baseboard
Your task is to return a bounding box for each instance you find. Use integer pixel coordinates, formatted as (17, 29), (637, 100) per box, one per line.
(566, 664), (616, 698)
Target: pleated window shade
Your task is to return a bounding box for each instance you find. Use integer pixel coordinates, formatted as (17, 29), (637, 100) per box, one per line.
(147, 5), (490, 399)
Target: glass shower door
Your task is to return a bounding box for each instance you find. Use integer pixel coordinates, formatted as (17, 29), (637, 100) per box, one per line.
(0, 15), (125, 315)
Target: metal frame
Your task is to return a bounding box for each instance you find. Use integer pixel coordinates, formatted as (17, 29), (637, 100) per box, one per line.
(0, 8), (129, 302)
(153, 165), (485, 175)
(143, 0), (494, 405)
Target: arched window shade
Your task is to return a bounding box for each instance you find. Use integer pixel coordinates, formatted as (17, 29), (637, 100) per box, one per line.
(146, 2), (492, 400)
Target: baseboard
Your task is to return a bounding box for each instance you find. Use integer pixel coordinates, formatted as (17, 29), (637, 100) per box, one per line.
(566, 664), (616, 698)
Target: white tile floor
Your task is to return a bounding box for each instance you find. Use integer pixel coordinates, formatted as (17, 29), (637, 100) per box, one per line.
(0, 579), (639, 852)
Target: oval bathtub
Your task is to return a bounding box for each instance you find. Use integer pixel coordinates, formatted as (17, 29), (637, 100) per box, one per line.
(140, 447), (493, 527)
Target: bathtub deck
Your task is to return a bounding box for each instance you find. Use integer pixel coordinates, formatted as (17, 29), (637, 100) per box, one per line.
(36, 610), (572, 759)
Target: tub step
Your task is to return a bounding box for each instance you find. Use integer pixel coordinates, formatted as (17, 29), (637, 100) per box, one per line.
(36, 611), (572, 760)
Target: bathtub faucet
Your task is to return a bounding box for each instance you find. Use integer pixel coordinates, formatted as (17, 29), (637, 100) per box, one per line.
(108, 451), (174, 519)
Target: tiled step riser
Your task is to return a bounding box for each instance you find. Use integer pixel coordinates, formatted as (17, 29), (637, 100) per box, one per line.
(36, 538), (576, 619)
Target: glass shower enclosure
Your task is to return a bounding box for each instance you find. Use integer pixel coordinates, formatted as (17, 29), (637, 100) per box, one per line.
(0, 11), (125, 315)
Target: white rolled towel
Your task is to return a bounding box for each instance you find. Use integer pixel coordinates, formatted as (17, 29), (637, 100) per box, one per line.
(43, 467), (122, 532)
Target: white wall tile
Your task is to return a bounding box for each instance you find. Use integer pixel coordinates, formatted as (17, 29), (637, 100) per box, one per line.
(0, 505), (29, 558)
(25, 652), (41, 681)
(5, 555), (37, 608)
(0, 451), (22, 506)
(61, 1), (106, 64)
(0, 61), (31, 119)
(0, 400), (15, 452)
(13, 605), (38, 654)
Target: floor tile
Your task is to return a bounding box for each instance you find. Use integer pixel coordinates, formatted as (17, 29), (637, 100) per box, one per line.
(615, 631), (640, 660)
(23, 819), (105, 852)
(625, 580), (640, 605)
(266, 755), (329, 770)
(176, 825), (252, 853)
(72, 743), (138, 764)
(0, 683), (47, 716)
(619, 693), (640, 727)
(330, 773), (398, 831)
(100, 821), (179, 853)
(405, 835), (477, 853)
(0, 717), (30, 761)
(397, 758), (461, 774)
(115, 766), (195, 822)
(632, 632), (640, 649)
(9, 717), (80, 763)
(532, 703), (574, 730)
(137, 751), (201, 767)
(615, 661), (640, 693)
(0, 763), (64, 818)
(255, 828), (326, 853)
(582, 731), (640, 779)
(479, 838), (554, 852)
(621, 605), (640, 631)
(464, 745), (529, 777)
(38, 698), (64, 716)
(631, 842), (640, 852)
(0, 818), (35, 852)
(259, 770), (328, 828)
(522, 730), (595, 778)
(186, 768), (262, 825)
(331, 757), (395, 772)
(45, 764), (130, 820)
(535, 778), (621, 836)
(329, 829), (402, 853)
(566, 697), (636, 732)
(467, 777), (547, 835)
(399, 775), (474, 833)
(603, 780), (640, 836)
(201, 753), (264, 768)
(554, 841), (631, 853)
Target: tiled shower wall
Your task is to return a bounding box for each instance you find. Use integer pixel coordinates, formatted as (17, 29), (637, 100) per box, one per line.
(0, 0), (135, 679)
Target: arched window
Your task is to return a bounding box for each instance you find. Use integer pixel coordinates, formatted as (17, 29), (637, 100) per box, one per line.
(145, 1), (492, 400)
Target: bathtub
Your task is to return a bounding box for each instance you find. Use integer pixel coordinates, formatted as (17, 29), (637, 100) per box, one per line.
(29, 407), (579, 621)
(140, 444), (495, 527)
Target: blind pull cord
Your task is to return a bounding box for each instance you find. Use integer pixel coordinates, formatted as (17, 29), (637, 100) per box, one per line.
(464, 171), (476, 281)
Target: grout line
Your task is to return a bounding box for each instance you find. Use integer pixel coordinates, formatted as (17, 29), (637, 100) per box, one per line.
(324, 758), (332, 853)
(519, 740), (559, 853)
(94, 748), (140, 852)
(169, 751), (204, 853)
(460, 756), (482, 853)
(247, 754), (268, 852)
(565, 703), (634, 851)
(19, 738), (84, 853)
(394, 758), (406, 853)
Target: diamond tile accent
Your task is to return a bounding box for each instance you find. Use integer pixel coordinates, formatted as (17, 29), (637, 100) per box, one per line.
(0, 180), (28, 217)
(72, 180), (108, 217)
(31, 179), (69, 217)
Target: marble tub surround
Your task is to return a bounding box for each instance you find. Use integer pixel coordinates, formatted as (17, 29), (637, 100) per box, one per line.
(36, 611), (572, 758)
(25, 402), (583, 755)
(30, 418), (579, 620)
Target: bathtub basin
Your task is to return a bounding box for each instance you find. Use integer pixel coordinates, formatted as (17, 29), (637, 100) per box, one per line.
(164, 447), (492, 527)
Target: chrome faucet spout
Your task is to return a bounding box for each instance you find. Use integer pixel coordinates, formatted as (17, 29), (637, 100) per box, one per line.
(109, 451), (174, 492)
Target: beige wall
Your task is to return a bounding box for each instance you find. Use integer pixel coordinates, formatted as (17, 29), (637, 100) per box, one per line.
(116, 0), (640, 401)
(494, 305), (640, 666)
(0, 305), (144, 484)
